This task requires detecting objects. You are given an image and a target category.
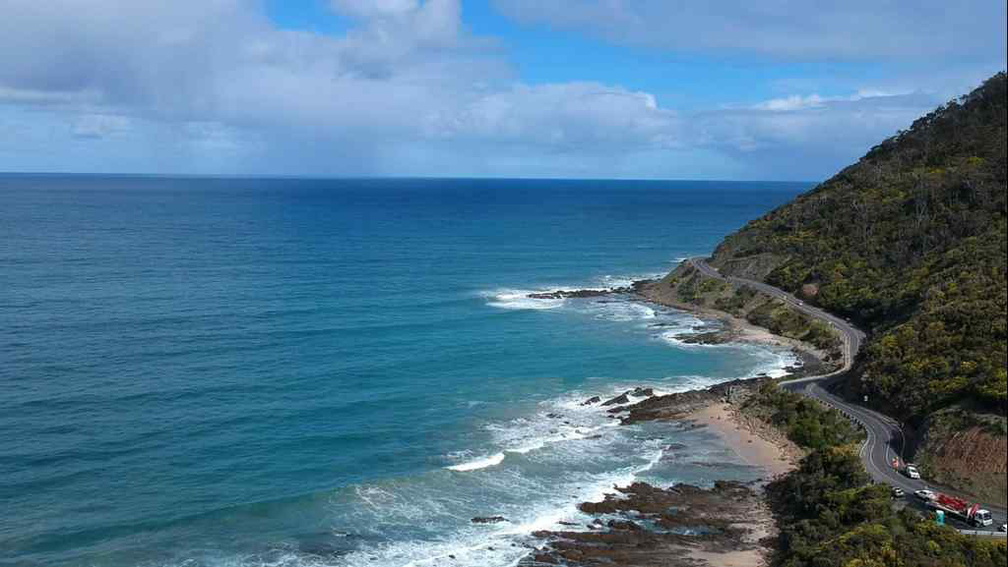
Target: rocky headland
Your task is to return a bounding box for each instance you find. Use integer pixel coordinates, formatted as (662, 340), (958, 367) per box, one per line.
(520, 377), (801, 567)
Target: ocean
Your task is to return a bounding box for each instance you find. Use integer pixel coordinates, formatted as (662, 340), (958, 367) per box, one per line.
(0, 176), (808, 567)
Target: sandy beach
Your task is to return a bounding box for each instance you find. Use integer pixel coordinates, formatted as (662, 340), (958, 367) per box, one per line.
(682, 398), (803, 566)
(687, 401), (801, 479)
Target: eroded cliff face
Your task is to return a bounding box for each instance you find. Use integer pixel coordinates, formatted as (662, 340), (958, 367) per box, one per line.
(915, 410), (1008, 507)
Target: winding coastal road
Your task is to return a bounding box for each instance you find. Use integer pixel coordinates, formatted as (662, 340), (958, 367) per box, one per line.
(687, 257), (1007, 535)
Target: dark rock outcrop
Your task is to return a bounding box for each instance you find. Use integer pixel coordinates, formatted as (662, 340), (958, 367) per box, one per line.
(528, 288), (626, 300)
(471, 516), (508, 524)
(521, 481), (771, 566)
(610, 378), (772, 424)
(601, 393), (630, 406)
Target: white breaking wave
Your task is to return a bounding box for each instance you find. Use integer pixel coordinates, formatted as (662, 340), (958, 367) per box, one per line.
(340, 445), (668, 567)
(483, 289), (566, 310)
(588, 301), (657, 322)
(446, 452), (506, 471)
(744, 346), (800, 378)
(482, 285), (672, 330)
(651, 314), (707, 335)
(480, 270), (663, 312)
(658, 330), (717, 348)
(204, 377), (768, 567)
(595, 271), (665, 289)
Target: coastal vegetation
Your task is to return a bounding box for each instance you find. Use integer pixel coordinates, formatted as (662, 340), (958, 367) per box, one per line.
(754, 384), (1007, 567)
(741, 381), (861, 450)
(769, 446), (1006, 567)
(709, 72), (1007, 499)
(653, 265), (843, 358)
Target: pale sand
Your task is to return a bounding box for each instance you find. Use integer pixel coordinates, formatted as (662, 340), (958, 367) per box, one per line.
(689, 401), (801, 478)
(684, 402), (801, 566)
(689, 499), (778, 567)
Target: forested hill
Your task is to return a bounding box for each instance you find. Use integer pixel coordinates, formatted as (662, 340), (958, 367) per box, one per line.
(710, 72), (1006, 427)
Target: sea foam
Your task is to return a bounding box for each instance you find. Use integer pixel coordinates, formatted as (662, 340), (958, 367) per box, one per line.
(481, 271), (661, 312)
(484, 289), (566, 310)
(446, 452), (506, 471)
(341, 444), (669, 567)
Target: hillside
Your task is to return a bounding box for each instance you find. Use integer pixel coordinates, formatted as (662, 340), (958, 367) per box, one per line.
(708, 73), (1007, 501)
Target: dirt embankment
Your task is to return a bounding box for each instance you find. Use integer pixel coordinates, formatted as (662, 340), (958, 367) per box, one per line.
(915, 411), (1008, 508)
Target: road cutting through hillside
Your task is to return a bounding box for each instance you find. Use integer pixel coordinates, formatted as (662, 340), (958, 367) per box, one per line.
(687, 257), (1006, 535)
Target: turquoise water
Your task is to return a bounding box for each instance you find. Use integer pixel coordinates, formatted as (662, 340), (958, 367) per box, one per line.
(0, 176), (807, 566)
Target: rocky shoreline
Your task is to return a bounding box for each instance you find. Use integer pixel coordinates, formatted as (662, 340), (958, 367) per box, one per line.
(525, 279), (650, 299)
(508, 278), (836, 566)
(519, 481), (775, 566)
(519, 378), (793, 566)
(596, 378), (768, 424)
(524, 281), (832, 378)
(527, 286), (635, 299)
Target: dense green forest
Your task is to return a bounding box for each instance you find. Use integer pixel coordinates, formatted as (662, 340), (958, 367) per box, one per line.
(712, 73), (1007, 424)
(752, 384), (1006, 567)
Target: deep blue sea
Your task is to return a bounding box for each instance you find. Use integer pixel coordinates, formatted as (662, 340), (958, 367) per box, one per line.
(0, 176), (808, 567)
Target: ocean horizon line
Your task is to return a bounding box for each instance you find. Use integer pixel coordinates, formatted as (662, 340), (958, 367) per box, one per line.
(0, 171), (818, 185)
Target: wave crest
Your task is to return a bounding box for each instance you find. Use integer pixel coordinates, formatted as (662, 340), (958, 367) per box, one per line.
(446, 453), (506, 471)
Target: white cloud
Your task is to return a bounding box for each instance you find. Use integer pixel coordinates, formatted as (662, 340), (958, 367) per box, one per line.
(494, 0), (1008, 60)
(754, 95), (828, 112)
(750, 90), (922, 112)
(427, 82), (678, 149)
(0, 0), (989, 179)
(0, 1), (491, 143)
(690, 91), (943, 178)
(71, 113), (131, 139)
(1, 0), (690, 172)
(0, 86), (103, 106)
(331, 0), (420, 20)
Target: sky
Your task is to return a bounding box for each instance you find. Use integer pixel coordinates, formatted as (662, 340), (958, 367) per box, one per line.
(0, 0), (1004, 180)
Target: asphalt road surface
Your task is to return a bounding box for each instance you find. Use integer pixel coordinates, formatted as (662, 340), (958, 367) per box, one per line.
(688, 257), (1007, 535)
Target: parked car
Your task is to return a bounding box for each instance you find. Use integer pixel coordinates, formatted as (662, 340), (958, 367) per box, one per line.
(891, 487), (905, 498)
(914, 489), (936, 502)
(903, 464), (921, 479)
(999, 523), (1007, 533)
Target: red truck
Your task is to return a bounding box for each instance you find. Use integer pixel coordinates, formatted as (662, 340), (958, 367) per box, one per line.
(925, 493), (994, 527)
